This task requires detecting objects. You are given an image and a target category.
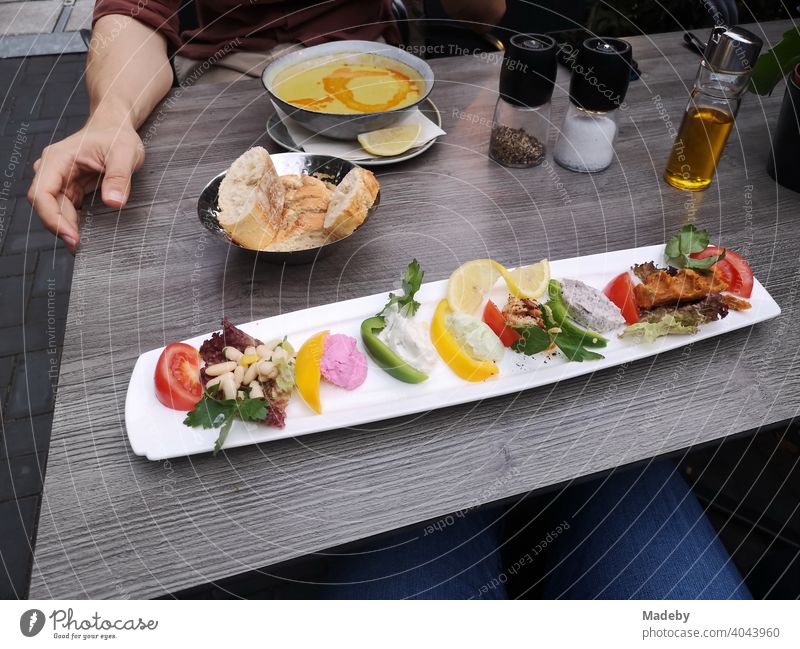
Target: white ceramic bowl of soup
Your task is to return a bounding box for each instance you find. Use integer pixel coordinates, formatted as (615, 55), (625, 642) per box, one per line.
(262, 40), (435, 140)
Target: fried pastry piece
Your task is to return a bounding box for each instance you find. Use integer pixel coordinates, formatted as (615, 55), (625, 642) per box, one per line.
(502, 295), (544, 329)
(634, 269), (728, 309)
(722, 294), (752, 311)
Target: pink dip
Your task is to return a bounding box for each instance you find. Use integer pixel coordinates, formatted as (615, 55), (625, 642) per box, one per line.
(320, 334), (368, 390)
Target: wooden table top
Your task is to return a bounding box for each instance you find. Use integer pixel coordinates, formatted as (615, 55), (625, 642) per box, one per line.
(31, 20), (800, 598)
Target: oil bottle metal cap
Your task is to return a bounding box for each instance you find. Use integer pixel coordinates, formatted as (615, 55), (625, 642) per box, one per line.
(704, 26), (763, 73)
(498, 33), (558, 108)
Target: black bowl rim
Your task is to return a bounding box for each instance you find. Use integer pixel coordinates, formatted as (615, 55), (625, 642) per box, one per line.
(197, 153), (380, 260)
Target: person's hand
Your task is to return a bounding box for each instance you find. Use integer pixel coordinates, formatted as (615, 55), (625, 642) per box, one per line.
(27, 115), (144, 253)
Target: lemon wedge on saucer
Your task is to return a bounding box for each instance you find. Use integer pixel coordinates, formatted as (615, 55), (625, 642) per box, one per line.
(357, 124), (422, 157)
(447, 258), (550, 313)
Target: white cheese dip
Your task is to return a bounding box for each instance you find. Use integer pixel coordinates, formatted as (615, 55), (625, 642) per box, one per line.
(560, 278), (626, 332)
(377, 304), (438, 374)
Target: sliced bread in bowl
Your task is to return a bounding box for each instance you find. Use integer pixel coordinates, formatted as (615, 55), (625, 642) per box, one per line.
(217, 147), (284, 250)
(268, 175), (332, 252)
(323, 167), (379, 239)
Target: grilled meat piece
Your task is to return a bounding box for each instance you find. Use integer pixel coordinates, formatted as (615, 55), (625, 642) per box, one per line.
(641, 293), (729, 325)
(634, 268), (728, 309)
(722, 294), (752, 311)
(502, 295), (544, 329)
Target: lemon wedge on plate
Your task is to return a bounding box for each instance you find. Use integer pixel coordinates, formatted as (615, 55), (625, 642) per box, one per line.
(447, 258), (550, 313)
(503, 258), (550, 300)
(357, 124), (422, 157)
(447, 259), (503, 314)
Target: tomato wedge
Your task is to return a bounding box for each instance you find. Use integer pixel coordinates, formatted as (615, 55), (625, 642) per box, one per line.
(603, 272), (640, 324)
(689, 246), (753, 298)
(482, 301), (522, 347)
(154, 342), (202, 410)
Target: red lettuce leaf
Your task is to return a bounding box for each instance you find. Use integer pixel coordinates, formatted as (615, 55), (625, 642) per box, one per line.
(199, 318), (262, 365)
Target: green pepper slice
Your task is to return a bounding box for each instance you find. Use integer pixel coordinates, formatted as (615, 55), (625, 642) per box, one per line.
(541, 305), (605, 362)
(360, 316), (429, 384)
(547, 280), (608, 348)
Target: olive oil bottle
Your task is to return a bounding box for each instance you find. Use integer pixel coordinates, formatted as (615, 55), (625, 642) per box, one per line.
(663, 26), (762, 192)
(665, 107), (734, 191)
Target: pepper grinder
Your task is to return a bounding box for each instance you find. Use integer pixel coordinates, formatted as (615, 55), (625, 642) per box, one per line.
(489, 34), (558, 168)
(553, 37), (633, 173)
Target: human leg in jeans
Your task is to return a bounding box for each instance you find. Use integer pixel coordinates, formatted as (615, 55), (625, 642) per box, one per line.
(312, 461), (748, 599)
(541, 460), (750, 599)
(315, 506), (507, 600)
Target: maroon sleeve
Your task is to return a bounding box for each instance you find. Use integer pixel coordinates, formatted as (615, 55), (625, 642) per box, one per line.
(92, 0), (183, 52)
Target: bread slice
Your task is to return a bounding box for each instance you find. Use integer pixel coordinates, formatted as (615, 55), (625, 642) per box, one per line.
(217, 147), (285, 250)
(323, 167), (379, 240)
(268, 175), (332, 252)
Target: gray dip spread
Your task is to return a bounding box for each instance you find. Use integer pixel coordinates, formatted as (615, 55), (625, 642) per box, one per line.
(560, 278), (626, 332)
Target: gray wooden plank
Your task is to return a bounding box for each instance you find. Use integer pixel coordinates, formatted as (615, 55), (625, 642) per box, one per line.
(31, 21), (800, 599)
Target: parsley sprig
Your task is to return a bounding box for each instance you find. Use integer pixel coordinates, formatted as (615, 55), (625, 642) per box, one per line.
(665, 224), (726, 270)
(379, 259), (424, 317)
(184, 386), (268, 456)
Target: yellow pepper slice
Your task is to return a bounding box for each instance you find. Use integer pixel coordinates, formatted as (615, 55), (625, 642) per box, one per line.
(295, 330), (329, 414)
(239, 353), (261, 366)
(430, 299), (499, 382)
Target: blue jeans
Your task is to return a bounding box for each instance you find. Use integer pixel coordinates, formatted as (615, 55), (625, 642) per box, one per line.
(314, 461), (750, 599)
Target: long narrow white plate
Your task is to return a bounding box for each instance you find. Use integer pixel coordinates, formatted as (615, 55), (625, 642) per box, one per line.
(125, 244), (781, 460)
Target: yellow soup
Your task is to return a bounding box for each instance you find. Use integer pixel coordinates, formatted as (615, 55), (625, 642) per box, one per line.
(272, 54), (424, 114)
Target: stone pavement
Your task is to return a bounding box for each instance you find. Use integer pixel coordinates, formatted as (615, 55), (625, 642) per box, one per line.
(0, 52), (86, 598)
(0, 0), (93, 58)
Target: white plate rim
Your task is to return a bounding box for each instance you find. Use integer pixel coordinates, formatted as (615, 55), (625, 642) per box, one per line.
(125, 244), (781, 460)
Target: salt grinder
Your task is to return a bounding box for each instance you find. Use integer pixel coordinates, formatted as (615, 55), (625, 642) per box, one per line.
(553, 37), (633, 173)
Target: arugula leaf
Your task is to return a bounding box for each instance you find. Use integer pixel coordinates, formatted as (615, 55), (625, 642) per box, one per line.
(684, 254), (722, 270)
(539, 305), (605, 363)
(665, 224), (725, 270)
(380, 259), (424, 317)
(551, 336), (605, 362)
(665, 224), (707, 259)
(184, 387), (268, 456)
(510, 323), (551, 356)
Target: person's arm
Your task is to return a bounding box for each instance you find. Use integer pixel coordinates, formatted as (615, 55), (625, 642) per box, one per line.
(440, 0), (506, 32)
(28, 14), (174, 251)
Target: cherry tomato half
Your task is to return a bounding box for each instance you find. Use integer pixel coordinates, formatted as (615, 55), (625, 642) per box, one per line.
(482, 300), (522, 347)
(603, 272), (640, 324)
(689, 246), (753, 298)
(154, 342), (202, 410)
